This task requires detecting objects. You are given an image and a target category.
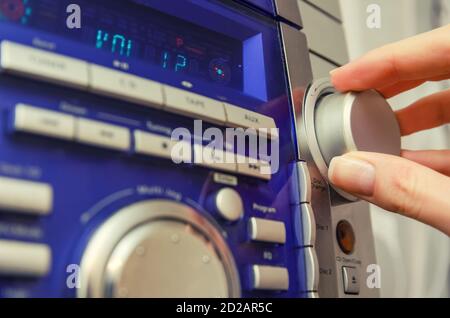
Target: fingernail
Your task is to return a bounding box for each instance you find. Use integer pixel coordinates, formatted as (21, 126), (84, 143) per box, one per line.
(328, 156), (376, 197)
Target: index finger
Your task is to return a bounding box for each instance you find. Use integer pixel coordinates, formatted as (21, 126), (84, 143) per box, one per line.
(331, 24), (450, 93)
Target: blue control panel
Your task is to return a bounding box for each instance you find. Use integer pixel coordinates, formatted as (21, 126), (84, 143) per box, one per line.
(0, 0), (312, 298)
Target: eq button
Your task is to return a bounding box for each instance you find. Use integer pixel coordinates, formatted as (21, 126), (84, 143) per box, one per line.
(249, 217), (286, 244)
(89, 64), (164, 108)
(0, 240), (51, 277)
(76, 118), (131, 151)
(163, 86), (226, 124)
(0, 40), (89, 88)
(251, 265), (289, 291)
(0, 176), (53, 216)
(14, 104), (76, 140)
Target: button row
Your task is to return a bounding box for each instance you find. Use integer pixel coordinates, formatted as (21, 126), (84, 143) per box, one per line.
(0, 41), (277, 137)
(13, 104), (271, 180)
(292, 161), (319, 293)
(0, 240), (51, 277)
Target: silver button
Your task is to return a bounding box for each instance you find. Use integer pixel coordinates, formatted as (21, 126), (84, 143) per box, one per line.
(0, 240), (51, 277)
(193, 144), (237, 173)
(0, 40), (89, 88)
(76, 118), (131, 151)
(236, 155), (271, 181)
(249, 217), (286, 244)
(303, 247), (319, 292)
(295, 203), (316, 247)
(14, 104), (76, 140)
(297, 161), (312, 203)
(342, 266), (360, 295)
(134, 130), (191, 162)
(0, 176), (53, 215)
(163, 86), (226, 124)
(224, 103), (278, 139)
(214, 188), (244, 222)
(252, 265), (289, 291)
(89, 64), (164, 108)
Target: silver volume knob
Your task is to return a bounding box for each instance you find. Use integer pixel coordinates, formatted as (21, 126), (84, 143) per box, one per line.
(303, 79), (401, 200)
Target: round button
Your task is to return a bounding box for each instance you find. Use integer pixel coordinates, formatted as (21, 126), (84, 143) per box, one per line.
(214, 188), (244, 222)
(336, 220), (356, 255)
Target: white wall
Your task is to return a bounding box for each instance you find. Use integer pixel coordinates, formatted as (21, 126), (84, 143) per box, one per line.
(340, 0), (450, 298)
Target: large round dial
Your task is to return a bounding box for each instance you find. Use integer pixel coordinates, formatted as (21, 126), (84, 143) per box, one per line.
(78, 200), (240, 298)
(303, 79), (401, 199)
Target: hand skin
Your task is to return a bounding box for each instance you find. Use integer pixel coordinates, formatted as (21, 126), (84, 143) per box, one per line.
(329, 25), (450, 236)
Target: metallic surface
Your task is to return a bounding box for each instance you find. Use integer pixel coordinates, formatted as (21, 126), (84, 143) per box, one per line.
(78, 200), (241, 298)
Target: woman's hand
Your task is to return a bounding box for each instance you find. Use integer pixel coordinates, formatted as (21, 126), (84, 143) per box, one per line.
(329, 25), (450, 236)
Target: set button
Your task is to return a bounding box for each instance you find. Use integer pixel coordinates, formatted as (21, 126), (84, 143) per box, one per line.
(212, 188), (244, 222)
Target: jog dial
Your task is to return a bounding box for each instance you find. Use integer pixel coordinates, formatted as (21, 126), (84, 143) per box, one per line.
(303, 79), (401, 200)
(78, 200), (240, 298)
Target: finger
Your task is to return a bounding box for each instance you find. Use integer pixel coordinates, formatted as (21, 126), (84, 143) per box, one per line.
(378, 79), (426, 99)
(378, 75), (449, 98)
(396, 89), (450, 136)
(402, 150), (450, 176)
(329, 152), (450, 236)
(331, 25), (450, 92)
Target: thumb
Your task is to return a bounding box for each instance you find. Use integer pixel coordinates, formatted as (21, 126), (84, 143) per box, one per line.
(328, 152), (450, 236)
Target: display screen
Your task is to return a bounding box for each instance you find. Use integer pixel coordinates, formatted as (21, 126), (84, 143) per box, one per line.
(0, 0), (244, 90)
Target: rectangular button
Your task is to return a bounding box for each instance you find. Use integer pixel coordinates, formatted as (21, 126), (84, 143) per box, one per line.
(225, 103), (278, 138)
(252, 265), (289, 291)
(163, 86), (226, 124)
(302, 247), (319, 292)
(236, 155), (271, 181)
(0, 176), (53, 215)
(342, 266), (360, 295)
(134, 130), (191, 162)
(249, 217), (286, 244)
(14, 104), (76, 140)
(294, 203), (316, 247)
(0, 240), (51, 277)
(76, 118), (130, 151)
(297, 161), (312, 203)
(0, 40), (89, 88)
(193, 144), (237, 173)
(89, 64), (164, 108)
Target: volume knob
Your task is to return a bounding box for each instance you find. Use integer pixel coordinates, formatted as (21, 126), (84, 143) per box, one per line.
(314, 89), (401, 165)
(303, 79), (401, 200)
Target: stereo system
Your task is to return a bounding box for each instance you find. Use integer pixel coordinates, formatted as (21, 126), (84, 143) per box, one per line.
(0, 0), (400, 298)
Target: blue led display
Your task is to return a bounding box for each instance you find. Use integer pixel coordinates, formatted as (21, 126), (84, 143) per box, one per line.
(0, 0), (243, 89)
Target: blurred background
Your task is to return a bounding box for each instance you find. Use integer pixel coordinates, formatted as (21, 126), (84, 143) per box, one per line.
(339, 0), (450, 298)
